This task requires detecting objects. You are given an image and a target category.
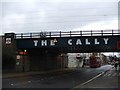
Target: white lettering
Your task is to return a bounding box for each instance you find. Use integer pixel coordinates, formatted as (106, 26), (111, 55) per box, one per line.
(104, 38), (109, 44)
(41, 40), (47, 46)
(95, 39), (100, 44)
(33, 38), (109, 47)
(34, 40), (38, 46)
(76, 39), (82, 45)
(68, 39), (72, 45)
(86, 39), (90, 45)
(50, 40), (55, 46)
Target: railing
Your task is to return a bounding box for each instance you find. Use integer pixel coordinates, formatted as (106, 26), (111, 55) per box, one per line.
(14, 30), (120, 39)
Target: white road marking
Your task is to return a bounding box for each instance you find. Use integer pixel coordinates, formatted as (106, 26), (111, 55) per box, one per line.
(113, 73), (117, 77)
(11, 84), (14, 86)
(11, 81), (29, 86)
(28, 81), (31, 83)
(107, 73), (111, 76)
(103, 73), (108, 77)
(73, 72), (104, 88)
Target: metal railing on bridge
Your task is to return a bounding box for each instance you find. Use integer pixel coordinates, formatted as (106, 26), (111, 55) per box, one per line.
(14, 30), (120, 39)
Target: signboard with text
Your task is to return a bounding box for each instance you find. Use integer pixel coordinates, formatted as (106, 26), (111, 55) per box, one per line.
(16, 35), (120, 52)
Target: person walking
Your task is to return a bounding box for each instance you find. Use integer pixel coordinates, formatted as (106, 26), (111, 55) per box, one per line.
(118, 59), (120, 70)
(114, 60), (118, 70)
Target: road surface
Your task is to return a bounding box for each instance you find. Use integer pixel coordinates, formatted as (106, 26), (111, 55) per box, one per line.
(2, 65), (119, 90)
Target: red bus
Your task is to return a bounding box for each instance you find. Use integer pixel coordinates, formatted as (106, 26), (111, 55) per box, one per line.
(89, 55), (101, 68)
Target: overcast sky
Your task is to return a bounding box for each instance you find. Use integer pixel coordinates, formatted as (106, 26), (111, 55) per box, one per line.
(1, 0), (119, 34)
(1, 0), (120, 56)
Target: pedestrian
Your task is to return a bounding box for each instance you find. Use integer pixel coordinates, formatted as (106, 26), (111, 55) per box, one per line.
(118, 59), (120, 70)
(82, 60), (85, 68)
(114, 60), (118, 70)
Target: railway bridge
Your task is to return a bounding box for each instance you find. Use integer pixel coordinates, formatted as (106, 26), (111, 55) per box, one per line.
(2, 30), (120, 72)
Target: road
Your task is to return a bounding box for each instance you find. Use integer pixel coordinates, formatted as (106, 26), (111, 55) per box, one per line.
(2, 65), (118, 89)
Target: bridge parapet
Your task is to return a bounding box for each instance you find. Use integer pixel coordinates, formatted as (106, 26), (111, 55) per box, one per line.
(14, 30), (120, 39)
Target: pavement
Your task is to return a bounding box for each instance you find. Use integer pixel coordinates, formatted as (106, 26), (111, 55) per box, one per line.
(2, 66), (90, 79)
(2, 68), (74, 79)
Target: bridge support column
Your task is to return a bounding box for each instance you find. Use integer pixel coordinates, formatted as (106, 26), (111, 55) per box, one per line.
(2, 33), (16, 73)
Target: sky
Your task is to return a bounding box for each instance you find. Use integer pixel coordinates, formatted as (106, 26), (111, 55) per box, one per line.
(1, 0), (120, 56)
(1, 0), (119, 34)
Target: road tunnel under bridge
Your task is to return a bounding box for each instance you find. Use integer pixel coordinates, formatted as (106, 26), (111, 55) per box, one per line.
(16, 48), (68, 72)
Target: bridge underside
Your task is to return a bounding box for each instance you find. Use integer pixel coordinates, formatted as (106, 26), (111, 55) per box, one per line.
(15, 46), (119, 72)
(15, 48), (68, 72)
(29, 48), (67, 71)
(58, 46), (120, 53)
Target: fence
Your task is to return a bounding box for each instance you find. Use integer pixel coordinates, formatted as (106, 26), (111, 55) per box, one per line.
(14, 30), (120, 39)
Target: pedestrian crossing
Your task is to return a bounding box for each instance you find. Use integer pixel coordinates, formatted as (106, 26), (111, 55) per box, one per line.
(103, 71), (120, 77)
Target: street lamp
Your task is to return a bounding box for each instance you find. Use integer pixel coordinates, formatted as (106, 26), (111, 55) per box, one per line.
(22, 50), (27, 72)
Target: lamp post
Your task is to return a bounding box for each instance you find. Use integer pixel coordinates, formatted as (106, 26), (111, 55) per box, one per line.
(22, 50), (27, 72)
(22, 50), (25, 72)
